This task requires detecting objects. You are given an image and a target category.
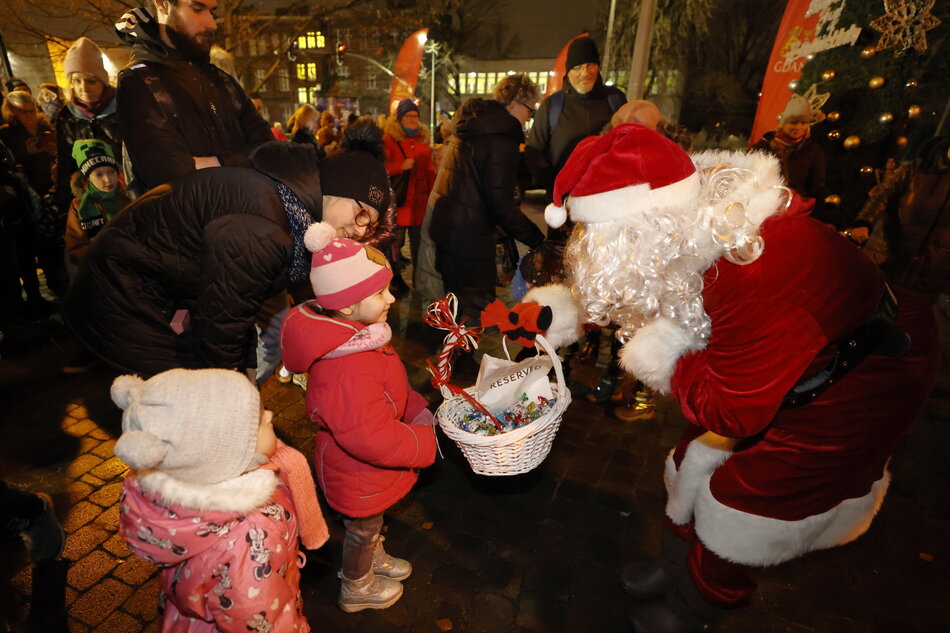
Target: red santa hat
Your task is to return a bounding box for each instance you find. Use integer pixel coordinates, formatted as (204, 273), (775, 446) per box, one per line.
(304, 222), (393, 310)
(544, 123), (700, 229)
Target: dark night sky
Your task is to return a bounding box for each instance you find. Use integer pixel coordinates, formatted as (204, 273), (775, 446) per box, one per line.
(497, 0), (609, 59)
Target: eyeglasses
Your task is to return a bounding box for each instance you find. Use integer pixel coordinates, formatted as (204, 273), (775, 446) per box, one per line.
(354, 202), (379, 232)
(517, 101), (536, 118)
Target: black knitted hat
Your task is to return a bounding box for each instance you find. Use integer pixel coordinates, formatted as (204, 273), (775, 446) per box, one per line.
(319, 120), (390, 213)
(566, 36), (600, 70)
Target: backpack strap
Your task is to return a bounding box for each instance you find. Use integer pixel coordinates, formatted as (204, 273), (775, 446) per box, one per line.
(547, 91), (565, 131)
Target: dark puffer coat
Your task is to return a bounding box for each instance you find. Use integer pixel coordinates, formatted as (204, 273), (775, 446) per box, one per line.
(428, 99), (544, 317)
(64, 142), (322, 376)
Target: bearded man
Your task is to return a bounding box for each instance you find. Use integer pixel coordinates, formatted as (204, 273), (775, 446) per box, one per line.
(527, 124), (939, 632)
(114, 1), (272, 191)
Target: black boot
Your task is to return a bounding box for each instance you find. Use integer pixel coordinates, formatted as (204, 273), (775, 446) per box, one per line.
(628, 574), (729, 633)
(621, 529), (690, 599)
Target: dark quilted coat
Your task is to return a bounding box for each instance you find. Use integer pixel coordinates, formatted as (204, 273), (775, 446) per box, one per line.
(428, 99), (544, 317)
(63, 142), (322, 376)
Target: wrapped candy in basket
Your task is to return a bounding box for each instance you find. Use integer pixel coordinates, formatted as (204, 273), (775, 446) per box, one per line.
(425, 295), (571, 476)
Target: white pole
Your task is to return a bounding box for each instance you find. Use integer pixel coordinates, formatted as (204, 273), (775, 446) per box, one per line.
(627, 0), (657, 99)
(602, 0), (618, 78)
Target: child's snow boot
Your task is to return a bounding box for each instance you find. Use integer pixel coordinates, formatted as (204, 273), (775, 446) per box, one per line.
(338, 570), (403, 612)
(373, 535), (412, 581)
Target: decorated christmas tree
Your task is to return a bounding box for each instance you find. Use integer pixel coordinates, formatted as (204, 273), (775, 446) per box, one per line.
(796, 0), (948, 224)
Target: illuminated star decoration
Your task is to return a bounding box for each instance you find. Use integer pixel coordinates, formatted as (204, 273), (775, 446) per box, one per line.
(802, 83), (831, 125)
(869, 0), (941, 56)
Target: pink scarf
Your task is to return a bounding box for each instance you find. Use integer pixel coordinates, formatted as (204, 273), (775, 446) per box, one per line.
(264, 441), (329, 550)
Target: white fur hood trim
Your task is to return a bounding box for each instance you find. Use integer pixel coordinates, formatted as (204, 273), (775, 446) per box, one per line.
(137, 468), (279, 514)
(523, 284), (583, 350)
(620, 317), (705, 394)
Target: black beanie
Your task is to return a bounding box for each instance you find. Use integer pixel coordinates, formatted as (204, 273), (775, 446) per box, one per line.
(566, 36), (600, 70)
(319, 151), (391, 214)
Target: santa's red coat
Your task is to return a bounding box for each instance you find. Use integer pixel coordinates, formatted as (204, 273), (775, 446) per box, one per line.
(664, 197), (939, 566)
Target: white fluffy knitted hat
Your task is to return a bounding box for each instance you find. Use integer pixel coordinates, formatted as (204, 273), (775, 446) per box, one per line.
(112, 369), (261, 485)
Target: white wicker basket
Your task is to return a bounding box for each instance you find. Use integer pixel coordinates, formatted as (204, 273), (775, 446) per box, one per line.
(436, 334), (571, 476)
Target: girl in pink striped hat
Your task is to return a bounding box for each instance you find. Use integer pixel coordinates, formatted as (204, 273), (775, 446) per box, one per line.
(279, 222), (437, 613)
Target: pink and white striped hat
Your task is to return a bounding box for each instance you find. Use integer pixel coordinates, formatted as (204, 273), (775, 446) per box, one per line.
(303, 222), (393, 310)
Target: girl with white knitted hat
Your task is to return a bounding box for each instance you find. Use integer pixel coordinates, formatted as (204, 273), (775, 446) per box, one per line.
(280, 223), (437, 613)
(112, 368), (328, 633)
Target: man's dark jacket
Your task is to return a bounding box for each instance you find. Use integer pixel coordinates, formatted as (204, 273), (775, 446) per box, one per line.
(429, 99), (544, 317)
(115, 8), (273, 189)
(526, 76), (626, 193)
(64, 142), (322, 376)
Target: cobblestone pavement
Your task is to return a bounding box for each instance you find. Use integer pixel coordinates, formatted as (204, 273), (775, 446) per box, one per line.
(2, 258), (949, 633)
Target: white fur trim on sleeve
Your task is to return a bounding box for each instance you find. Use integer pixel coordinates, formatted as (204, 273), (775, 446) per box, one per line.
(664, 440), (733, 526)
(620, 317), (704, 394)
(523, 284), (582, 349)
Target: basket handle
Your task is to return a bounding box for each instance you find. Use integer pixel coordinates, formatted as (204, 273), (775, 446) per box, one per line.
(534, 334), (567, 397)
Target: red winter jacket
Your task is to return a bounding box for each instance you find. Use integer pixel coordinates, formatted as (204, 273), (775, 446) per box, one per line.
(383, 118), (435, 227)
(280, 304), (436, 517)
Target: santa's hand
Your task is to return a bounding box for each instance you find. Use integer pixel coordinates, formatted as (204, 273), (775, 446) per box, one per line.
(410, 408), (436, 426)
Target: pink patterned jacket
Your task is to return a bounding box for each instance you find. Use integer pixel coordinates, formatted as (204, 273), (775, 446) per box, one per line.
(119, 466), (310, 633)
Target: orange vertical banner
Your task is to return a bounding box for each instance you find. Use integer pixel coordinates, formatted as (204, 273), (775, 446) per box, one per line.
(545, 32), (590, 97)
(389, 28), (429, 115)
(750, 0), (820, 144)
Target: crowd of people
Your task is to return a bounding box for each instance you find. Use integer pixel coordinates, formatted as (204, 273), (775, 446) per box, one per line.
(0, 1), (945, 631)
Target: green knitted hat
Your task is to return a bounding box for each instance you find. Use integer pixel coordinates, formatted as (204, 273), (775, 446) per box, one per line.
(71, 139), (118, 177)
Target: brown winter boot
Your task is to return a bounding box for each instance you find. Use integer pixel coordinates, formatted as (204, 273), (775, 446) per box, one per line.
(373, 535), (412, 581)
(338, 570), (404, 613)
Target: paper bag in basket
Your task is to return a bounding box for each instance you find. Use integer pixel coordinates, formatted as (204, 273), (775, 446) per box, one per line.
(474, 353), (553, 416)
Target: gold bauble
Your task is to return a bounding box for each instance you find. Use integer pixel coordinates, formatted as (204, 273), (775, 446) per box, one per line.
(843, 135), (861, 149)
(860, 46), (876, 59)
(860, 166), (874, 175)
(895, 136), (909, 148)
(824, 194), (842, 206)
(906, 79), (917, 88)
(827, 111), (840, 122)
(879, 112), (893, 124)
(821, 70), (836, 81)
(827, 129), (842, 140)
(908, 104), (921, 118)
(868, 76), (885, 89)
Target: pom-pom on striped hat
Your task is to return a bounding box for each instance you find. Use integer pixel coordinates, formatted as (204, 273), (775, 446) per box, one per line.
(304, 222), (393, 310)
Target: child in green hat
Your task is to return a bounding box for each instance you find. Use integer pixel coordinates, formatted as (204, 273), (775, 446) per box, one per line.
(65, 138), (131, 266)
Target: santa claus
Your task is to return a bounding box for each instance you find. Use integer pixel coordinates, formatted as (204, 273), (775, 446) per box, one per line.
(525, 124), (939, 632)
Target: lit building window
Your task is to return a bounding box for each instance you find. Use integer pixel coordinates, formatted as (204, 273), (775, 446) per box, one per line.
(309, 86), (321, 102)
(448, 74), (457, 93)
(338, 64), (350, 79)
(298, 31), (326, 50)
(278, 68), (290, 92)
(476, 73), (486, 94)
(296, 63), (306, 80)
(367, 73), (377, 90)
(298, 87), (309, 104)
(255, 69), (267, 92)
(486, 72), (496, 91)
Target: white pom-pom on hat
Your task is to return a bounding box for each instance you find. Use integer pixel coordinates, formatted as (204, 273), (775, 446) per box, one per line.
(304, 222), (338, 253)
(114, 430), (167, 470)
(111, 374), (144, 409)
(545, 203), (568, 229)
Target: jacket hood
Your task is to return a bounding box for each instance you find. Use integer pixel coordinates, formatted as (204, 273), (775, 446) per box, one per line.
(382, 116), (431, 145)
(284, 304), (392, 361)
(115, 8), (173, 63)
(455, 99), (523, 142)
(121, 469), (279, 565)
(250, 141), (323, 217)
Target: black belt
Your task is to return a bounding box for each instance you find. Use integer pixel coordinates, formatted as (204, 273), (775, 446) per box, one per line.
(782, 283), (911, 409)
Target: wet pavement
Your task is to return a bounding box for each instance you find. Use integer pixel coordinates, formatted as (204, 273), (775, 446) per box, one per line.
(2, 219), (950, 632)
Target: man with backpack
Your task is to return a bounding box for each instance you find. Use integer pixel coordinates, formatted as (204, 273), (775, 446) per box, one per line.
(114, 1), (272, 191)
(526, 36), (626, 197)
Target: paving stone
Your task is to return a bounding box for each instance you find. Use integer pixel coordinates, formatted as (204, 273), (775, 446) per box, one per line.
(92, 611), (142, 633)
(462, 592), (514, 633)
(66, 586), (78, 605)
(88, 481), (124, 507)
(70, 579), (132, 626)
(63, 524), (110, 560)
(102, 533), (132, 558)
(79, 474), (105, 487)
(67, 455), (105, 479)
(95, 504), (122, 530)
(67, 549), (121, 591)
(90, 457), (129, 481)
(63, 501), (104, 533)
(113, 557), (158, 585)
(66, 480), (95, 505)
(68, 617), (90, 632)
(88, 428), (112, 441)
(90, 439), (117, 459)
(121, 575), (161, 619)
(63, 418), (98, 437)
